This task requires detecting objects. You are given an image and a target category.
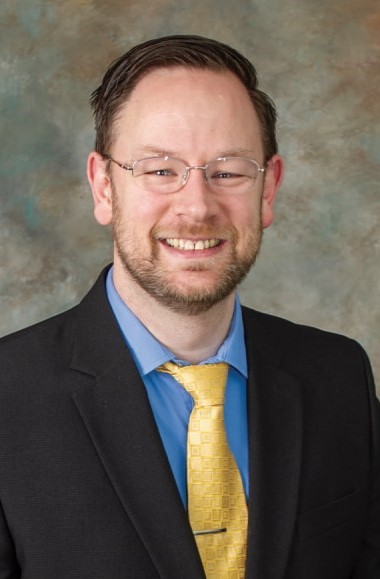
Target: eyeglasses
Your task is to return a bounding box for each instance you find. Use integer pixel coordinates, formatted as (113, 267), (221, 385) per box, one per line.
(103, 154), (266, 194)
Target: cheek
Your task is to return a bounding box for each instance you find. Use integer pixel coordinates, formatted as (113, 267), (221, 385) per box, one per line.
(115, 193), (169, 233)
(226, 196), (261, 229)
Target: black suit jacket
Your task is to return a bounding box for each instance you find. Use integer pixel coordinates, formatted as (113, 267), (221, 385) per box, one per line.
(0, 267), (379, 579)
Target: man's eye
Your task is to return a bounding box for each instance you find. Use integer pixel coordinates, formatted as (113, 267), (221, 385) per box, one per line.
(212, 172), (241, 179)
(148, 169), (176, 177)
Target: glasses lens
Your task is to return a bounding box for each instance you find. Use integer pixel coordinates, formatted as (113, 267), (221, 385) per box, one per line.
(132, 157), (186, 193)
(207, 157), (259, 193)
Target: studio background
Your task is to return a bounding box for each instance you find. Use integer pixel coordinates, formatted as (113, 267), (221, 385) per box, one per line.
(1, 0), (379, 392)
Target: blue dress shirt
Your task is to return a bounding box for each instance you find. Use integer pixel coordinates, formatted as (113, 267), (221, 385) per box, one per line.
(106, 267), (249, 506)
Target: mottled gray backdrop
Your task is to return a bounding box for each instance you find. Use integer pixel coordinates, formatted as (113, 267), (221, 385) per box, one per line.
(1, 0), (379, 392)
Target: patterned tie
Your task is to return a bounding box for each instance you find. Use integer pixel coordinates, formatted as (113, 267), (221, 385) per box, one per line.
(158, 362), (248, 578)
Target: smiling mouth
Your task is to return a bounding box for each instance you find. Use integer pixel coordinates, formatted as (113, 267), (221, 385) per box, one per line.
(164, 238), (222, 250)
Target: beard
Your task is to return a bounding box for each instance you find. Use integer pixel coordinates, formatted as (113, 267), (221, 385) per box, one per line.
(112, 194), (263, 316)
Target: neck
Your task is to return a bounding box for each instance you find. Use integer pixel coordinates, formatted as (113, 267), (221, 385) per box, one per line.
(112, 266), (236, 365)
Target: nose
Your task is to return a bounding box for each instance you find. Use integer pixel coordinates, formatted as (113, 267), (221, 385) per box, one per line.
(173, 166), (218, 222)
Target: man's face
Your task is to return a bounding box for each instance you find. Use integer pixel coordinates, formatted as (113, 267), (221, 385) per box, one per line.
(90, 67), (283, 315)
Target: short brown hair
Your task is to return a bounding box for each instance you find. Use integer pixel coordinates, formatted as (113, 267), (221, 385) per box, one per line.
(90, 35), (278, 161)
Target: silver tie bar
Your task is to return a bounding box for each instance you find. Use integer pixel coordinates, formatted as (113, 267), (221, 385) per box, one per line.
(193, 527), (227, 536)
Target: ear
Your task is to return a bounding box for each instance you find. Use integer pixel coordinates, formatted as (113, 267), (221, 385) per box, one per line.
(87, 151), (113, 225)
(261, 154), (285, 229)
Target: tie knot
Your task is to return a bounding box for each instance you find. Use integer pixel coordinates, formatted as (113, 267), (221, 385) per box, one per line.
(158, 361), (229, 406)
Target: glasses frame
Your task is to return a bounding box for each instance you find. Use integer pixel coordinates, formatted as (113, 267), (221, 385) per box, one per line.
(103, 154), (266, 194)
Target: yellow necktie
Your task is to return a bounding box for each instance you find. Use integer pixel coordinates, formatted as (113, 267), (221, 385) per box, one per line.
(159, 362), (248, 578)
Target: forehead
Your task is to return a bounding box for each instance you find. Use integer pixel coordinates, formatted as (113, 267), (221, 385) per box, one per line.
(112, 67), (263, 158)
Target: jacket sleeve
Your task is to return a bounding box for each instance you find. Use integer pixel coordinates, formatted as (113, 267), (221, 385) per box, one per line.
(0, 501), (20, 579)
(351, 346), (380, 578)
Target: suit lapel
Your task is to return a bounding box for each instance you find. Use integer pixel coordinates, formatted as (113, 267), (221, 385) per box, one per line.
(70, 269), (205, 579)
(243, 308), (303, 579)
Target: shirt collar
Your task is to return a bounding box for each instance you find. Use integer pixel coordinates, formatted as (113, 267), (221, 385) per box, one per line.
(106, 266), (247, 378)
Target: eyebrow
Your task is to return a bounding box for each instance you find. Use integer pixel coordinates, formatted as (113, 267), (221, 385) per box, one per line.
(132, 145), (258, 159)
(133, 146), (177, 157)
(216, 148), (257, 158)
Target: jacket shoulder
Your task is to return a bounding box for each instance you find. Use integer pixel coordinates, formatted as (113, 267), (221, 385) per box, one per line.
(0, 305), (78, 369)
(241, 306), (370, 379)
(242, 305), (357, 343)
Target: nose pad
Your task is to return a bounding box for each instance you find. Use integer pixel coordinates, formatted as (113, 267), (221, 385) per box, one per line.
(182, 167), (209, 188)
(181, 169), (190, 186)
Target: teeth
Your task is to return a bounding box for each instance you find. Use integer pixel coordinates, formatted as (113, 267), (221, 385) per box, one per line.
(166, 238), (221, 250)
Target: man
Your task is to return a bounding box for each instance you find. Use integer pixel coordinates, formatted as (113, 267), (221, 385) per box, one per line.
(0, 35), (378, 579)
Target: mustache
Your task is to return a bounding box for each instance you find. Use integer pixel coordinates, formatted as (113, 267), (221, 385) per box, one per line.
(152, 224), (237, 240)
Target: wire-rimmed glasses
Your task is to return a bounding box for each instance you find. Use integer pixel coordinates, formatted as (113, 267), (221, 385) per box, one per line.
(103, 154), (265, 195)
